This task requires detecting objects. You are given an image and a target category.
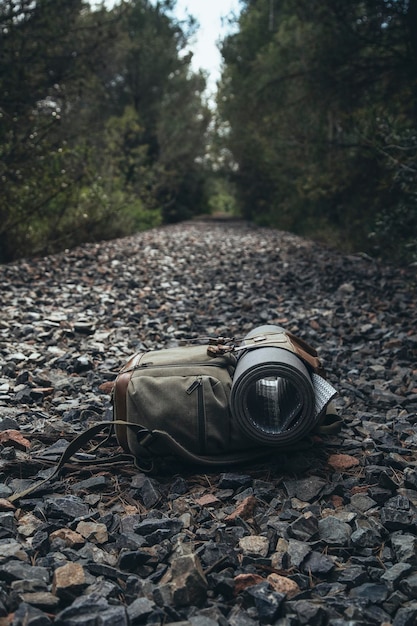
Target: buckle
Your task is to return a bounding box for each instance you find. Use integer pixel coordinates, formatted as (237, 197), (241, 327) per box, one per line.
(136, 429), (154, 448)
(207, 336), (236, 357)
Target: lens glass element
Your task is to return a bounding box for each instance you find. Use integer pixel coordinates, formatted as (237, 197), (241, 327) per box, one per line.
(246, 376), (303, 434)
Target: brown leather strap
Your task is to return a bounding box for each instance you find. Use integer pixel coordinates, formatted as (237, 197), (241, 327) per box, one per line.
(113, 352), (143, 451)
(235, 331), (323, 374)
(286, 332), (323, 374)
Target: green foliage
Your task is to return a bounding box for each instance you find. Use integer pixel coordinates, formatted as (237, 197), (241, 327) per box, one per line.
(3, 0), (415, 265)
(0, 0), (210, 262)
(367, 118), (417, 264)
(218, 0), (417, 265)
(207, 176), (239, 216)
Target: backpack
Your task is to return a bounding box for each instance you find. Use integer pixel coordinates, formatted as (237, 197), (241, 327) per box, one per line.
(8, 326), (341, 502)
(112, 325), (339, 471)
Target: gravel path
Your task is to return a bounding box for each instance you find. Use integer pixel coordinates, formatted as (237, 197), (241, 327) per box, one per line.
(0, 220), (417, 625)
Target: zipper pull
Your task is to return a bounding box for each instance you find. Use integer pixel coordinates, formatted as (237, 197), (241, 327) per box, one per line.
(186, 378), (202, 394)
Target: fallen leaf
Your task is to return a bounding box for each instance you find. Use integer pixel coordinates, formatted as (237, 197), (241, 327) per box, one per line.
(0, 429), (31, 450)
(195, 493), (220, 506)
(327, 453), (359, 471)
(234, 573), (264, 594)
(225, 495), (257, 522)
(123, 504), (140, 515)
(351, 485), (369, 495)
(331, 495), (344, 508)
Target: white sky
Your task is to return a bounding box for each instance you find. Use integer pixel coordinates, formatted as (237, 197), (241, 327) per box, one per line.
(172, 1), (241, 95)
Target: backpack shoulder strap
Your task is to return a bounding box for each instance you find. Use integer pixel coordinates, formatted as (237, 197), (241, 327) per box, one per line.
(8, 421), (133, 503)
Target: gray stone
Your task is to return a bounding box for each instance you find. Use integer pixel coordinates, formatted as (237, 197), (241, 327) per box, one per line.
(318, 516), (352, 545)
(170, 553), (208, 608)
(349, 582), (389, 604)
(120, 514), (142, 535)
(135, 517), (183, 540)
(0, 416), (19, 431)
(11, 579), (48, 593)
(18, 591), (60, 609)
(349, 494), (377, 512)
(126, 597), (156, 623)
(153, 582), (174, 607)
(288, 513), (318, 541)
(381, 563), (412, 590)
(383, 590), (409, 615)
(392, 602), (417, 626)
(284, 477), (327, 502)
(71, 476), (110, 491)
(351, 519), (383, 548)
(218, 473), (252, 489)
(11, 602), (52, 626)
(336, 566), (368, 588)
(381, 507), (415, 531)
(400, 573), (417, 598)
(141, 483), (162, 511)
(302, 551), (335, 576)
(0, 561), (50, 584)
(391, 534), (417, 565)
(0, 539), (29, 563)
(289, 599), (327, 625)
(0, 483), (13, 498)
(132, 475), (161, 509)
(228, 607), (258, 626)
(0, 512), (15, 533)
(286, 539), (311, 567)
(43, 496), (89, 520)
(189, 616), (219, 626)
(245, 582), (285, 623)
(85, 579), (121, 600)
(54, 595), (128, 626)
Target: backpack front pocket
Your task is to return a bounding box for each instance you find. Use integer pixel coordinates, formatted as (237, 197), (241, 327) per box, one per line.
(127, 374), (231, 456)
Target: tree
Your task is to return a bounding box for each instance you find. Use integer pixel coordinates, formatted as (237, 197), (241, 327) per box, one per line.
(0, 0), (211, 262)
(0, 0), (115, 260)
(218, 0), (417, 263)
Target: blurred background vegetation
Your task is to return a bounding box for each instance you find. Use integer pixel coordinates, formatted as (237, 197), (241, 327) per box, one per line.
(1, 0), (416, 265)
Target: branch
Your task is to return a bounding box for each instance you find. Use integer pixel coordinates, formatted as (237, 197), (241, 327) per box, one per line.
(362, 136), (417, 174)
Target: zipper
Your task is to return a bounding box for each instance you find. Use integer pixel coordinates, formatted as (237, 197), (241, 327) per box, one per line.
(186, 377), (206, 454)
(133, 360), (229, 371)
(120, 356), (222, 374)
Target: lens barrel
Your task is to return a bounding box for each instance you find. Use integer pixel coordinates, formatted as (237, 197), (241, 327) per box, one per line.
(230, 325), (317, 445)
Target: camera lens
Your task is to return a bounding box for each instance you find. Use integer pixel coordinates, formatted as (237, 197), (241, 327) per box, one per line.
(246, 376), (303, 434)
